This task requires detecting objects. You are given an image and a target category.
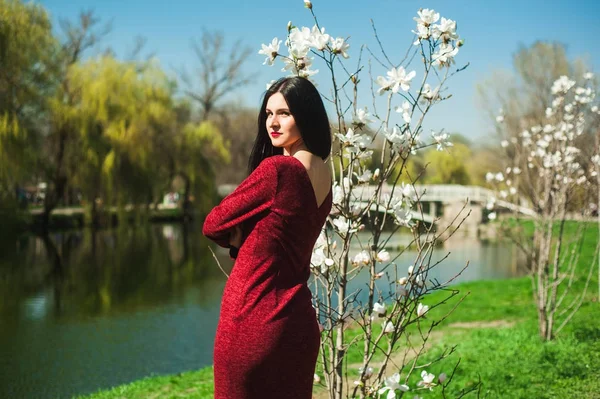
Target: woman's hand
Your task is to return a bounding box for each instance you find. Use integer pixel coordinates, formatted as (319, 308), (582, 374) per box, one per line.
(229, 225), (243, 248)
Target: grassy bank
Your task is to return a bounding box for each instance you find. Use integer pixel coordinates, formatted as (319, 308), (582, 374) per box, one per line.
(78, 222), (599, 399)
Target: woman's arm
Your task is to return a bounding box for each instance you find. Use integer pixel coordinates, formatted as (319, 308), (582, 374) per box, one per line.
(202, 157), (279, 248)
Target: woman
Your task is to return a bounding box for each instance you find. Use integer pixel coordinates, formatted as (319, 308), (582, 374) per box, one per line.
(202, 76), (332, 398)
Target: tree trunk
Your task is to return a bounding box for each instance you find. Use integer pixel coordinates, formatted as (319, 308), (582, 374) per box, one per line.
(41, 129), (68, 233)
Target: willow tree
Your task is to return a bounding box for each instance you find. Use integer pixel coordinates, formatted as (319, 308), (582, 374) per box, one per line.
(67, 55), (229, 223)
(0, 0), (55, 204)
(39, 10), (110, 231)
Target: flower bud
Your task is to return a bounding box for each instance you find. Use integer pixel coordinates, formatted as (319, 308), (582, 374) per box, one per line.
(398, 277), (408, 285)
(304, 0), (312, 9)
(287, 21), (293, 32)
(373, 168), (380, 180)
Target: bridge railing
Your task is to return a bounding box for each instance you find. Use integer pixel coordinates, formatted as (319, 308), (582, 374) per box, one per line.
(218, 183), (537, 217)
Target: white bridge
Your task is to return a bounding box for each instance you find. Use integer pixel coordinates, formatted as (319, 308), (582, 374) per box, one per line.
(352, 184), (537, 217)
(218, 183), (536, 229)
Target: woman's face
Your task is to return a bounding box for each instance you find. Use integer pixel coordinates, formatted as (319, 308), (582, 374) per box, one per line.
(265, 92), (302, 151)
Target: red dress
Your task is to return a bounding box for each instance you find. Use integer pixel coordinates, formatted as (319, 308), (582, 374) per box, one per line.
(202, 155), (332, 399)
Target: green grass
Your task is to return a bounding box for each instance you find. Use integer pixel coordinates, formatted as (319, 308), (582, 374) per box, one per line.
(76, 368), (215, 399)
(78, 222), (600, 399)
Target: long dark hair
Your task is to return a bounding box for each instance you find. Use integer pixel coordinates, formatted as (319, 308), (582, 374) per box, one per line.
(248, 76), (332, 174)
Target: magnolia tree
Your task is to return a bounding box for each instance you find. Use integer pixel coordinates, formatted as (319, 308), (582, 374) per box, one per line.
(258, 3), (478, 398)
(486, 74), (600, 341)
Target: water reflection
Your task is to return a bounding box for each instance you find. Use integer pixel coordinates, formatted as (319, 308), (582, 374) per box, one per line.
(0, 226), (525, 399)
(0, 224), (233, 399)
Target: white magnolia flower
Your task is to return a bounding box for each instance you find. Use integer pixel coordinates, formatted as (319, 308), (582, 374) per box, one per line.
(359, 366), (374, 379)
(393, 203), (413, 227)
(417, 303), (429, 317)
(412, 23), (430, 45)
(353, 107), (372, 127)
(432, 131), (453, 151)
(417, 370), (436, 390)
(399, 182), (413, 199)
(353, 250), (371, 265)
(583, 72), (594, 80)
(313, 373), (320, 383)
(357, 169), (373, 183)
(432, 42), (458, 68)
(488, 212), (497, 220)
(332, 216), (350, 236)
(332, 184), (344, 206)
(551, 76), (576, 94)
(336, 127), (371, 150)
(309, 25), (329, 50)
(395, 101), (412, 123)
(336, 127), (358, 145)
(311, 247), (326, 267)
(431, 17), (458, 43)
(376, 67), (416, 94)
(258, 37), (281, 66)
(376, 249), (391, 262)
(373, 168), (380, 180)
(408, 265), (414, 275)
(384, 126), (409, 146)
(378, 373), (409, 399)
(383, 321), (395, 334)
(315, 231), (327, 248)
(398, 276), (408, 285)
(415, 274), (424, 287)
(281, 54), (314, 73)
(414, 8), (440, 26)
(501, 140), (509, 148)
(265, 79), (276, 90)
(373, 302), (386, 315)
(288, 27), (312, 58)
(330, 37), (350, 58)
(420, 83), (440, 101)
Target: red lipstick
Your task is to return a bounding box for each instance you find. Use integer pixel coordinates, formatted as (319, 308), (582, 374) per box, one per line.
(270, 132), (282, 138)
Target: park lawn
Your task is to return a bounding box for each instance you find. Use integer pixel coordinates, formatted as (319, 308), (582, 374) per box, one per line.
(79, 222), (599, 399)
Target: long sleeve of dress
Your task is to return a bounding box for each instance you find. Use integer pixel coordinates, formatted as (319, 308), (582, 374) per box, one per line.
(202, 157), (278, 248)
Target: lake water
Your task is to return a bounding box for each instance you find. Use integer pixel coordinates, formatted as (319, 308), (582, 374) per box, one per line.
(0, 224), (525, 398)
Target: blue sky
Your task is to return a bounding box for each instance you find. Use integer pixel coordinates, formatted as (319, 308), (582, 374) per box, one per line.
(37, 0), (600, 142)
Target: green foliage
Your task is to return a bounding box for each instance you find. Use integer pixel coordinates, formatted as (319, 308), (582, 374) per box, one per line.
(387, 140), (474, 185)
(1, 1), (232, 225)
(424, 143), (472, 185)
(0, 0), (56, 197)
